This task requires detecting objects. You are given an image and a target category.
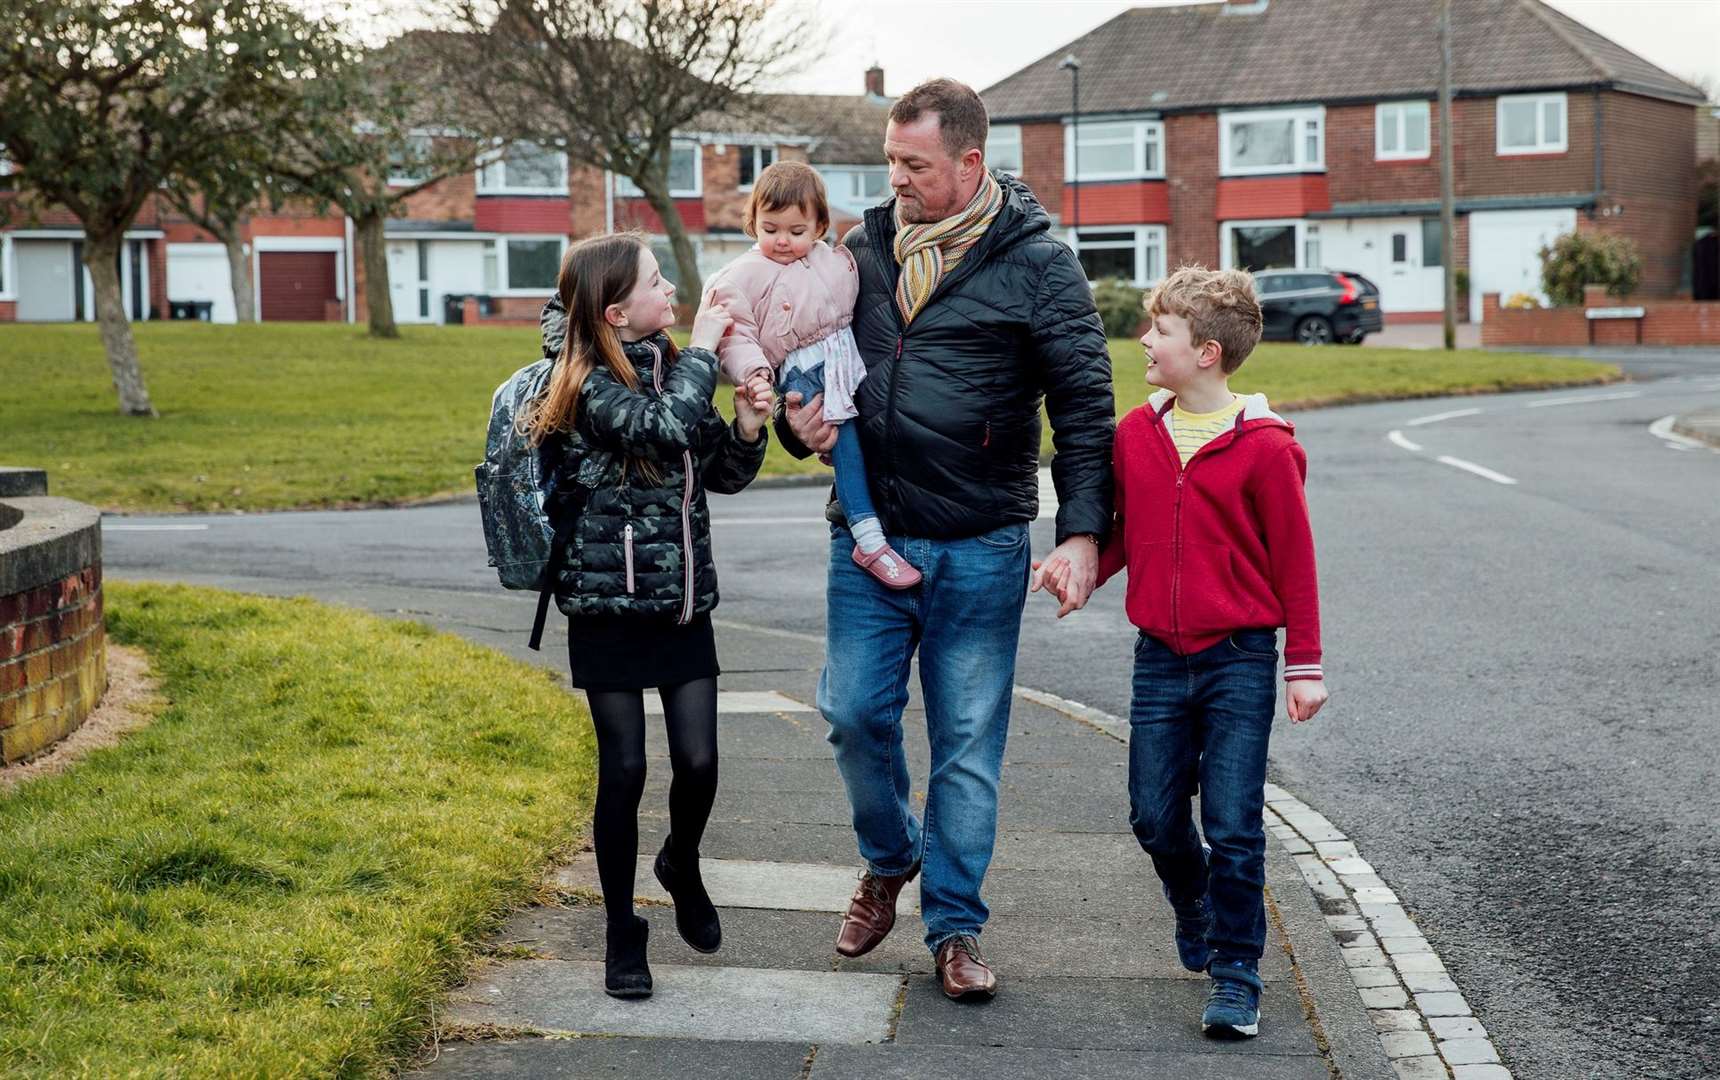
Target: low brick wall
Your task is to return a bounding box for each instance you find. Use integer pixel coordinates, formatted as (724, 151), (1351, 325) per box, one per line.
(1482, 288), (1720, 348)
(0, 468), (107, 765)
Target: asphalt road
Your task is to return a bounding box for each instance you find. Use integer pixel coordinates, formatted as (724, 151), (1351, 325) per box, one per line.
(103, 354), (1720, 1080)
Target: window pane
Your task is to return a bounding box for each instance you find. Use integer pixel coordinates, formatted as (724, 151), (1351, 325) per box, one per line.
(1077, 139), (1135, 175)
(1229, 117), (1295, 168)
(987, 126), (1022, 172)
(1304, 235), (1321, 269)
(389, 134), (432, 183)
(1391, 233), (1408, 263)
(1421, 218), (1443, 267)
(1077, 229), (1137, 244)
(1405, 106), (1428, 153)
(740, 148), (758, 187)
(1080, 122), (1136, 144)
(504, 142), (562, 190)
(1144, 235), (1163, 282)
(1232, 225), (1296, 271)
(668, 145), (697, 192)
(482, 244), (498, 291)
(1542, 99), (1564, 144)
(506, 240), (561, 291)
(1381, 107), (1400, 152)
(761, 146), (775, 170)
(1502, 100), (1537, 147)
(1077, 247), (1135, 283)
(1143, 129), (1160, 173)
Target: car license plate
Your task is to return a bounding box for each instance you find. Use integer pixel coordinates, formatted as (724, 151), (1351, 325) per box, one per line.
(1362, 299), (1377, 309)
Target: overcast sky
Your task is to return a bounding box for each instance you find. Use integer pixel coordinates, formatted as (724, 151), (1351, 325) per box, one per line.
(770, 0), (1720, 100)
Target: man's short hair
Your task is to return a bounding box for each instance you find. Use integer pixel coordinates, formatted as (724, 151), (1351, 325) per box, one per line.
(1147, 266), (1264, 373)
(889, 78), (989, 161)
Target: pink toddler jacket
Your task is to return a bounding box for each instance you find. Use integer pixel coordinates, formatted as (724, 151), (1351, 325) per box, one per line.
(703, 240), (860, 385)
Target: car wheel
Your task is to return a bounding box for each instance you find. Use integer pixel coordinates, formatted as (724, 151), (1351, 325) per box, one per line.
(1295, 316), (1334, 346)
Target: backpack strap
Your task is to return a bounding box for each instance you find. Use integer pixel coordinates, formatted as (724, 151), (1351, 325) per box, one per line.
(528, 482), (592, 652)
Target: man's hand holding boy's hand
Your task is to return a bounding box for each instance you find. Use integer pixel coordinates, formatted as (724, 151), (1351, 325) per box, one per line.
(1286, 679), (1328, 724)
(782, 390), (839, 456)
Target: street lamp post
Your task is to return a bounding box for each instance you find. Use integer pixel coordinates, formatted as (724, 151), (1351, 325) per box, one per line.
(1060, 54), (1081, 245)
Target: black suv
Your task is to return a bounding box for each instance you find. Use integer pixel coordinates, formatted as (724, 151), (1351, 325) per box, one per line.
(1253, 269), (1383, 345)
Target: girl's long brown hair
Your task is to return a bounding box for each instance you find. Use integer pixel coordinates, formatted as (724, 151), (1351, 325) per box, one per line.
(522, 232), (670, 483)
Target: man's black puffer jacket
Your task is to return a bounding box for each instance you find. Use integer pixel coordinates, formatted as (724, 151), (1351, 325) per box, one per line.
(777, 171), (1115, 544)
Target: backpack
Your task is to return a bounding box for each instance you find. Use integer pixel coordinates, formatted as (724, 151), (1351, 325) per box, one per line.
(475, 359), (610, 650)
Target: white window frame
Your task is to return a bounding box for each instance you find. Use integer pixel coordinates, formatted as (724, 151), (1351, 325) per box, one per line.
(387, 134), (434, 187)
(987, 124), (1023, 176)
(485, 234), (568, 296)
(1218, 219), (1321, 272)
(1068, 225), (1167, 288)
(850, 168), (888, 200)
(1219, 106), (1325, 176)
(1496, 93), (1567, 155)
(1063, 118), (1164, 182)
(614, 141), (703, 199)
(736, 144), (776, 191)
(1375, 101), (1431, 161)
(0, 235), (13, 300)
(476, 140), (570, 196)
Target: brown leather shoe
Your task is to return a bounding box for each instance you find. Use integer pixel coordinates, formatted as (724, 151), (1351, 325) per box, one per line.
(834, 864), (919, 958)
(935, 935), (998, 1001)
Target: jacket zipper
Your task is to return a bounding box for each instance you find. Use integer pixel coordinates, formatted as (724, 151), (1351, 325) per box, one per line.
(648, 339), (696, 625)
(623, 523), (636, 594)
(1153, 405), (1244, 655)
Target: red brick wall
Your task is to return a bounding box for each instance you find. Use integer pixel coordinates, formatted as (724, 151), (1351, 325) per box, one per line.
(0, 566), (106, 764)
(703, 144), (746, 234)
(1457, 92), (1596, 198)
(1214, 175), (1332, 220)
(1481, 290), (1720, 346)
(1166, 113), (1220, 270)
(1326, 101), (1442, 204)
(474, 197), (572, 234)
(148, 238), (167, 317)
(1020, 121), (1066, 220)
(398, 173), (476, 222)
(0, 302), (15, 321)
(1587, 92), (1698, 295)
(570, 165), (607, 238)
(614, 197), (707, 234)
(1064, 182), (1170, 226)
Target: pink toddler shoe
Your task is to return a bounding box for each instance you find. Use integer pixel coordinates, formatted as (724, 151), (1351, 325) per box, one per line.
(852, 544), (922, 590)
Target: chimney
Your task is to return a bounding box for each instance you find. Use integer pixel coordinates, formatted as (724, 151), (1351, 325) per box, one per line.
(864, 64), (885, 98)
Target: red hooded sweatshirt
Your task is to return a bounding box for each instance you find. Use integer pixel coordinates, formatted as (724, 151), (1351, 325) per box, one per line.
(1096, 390), (1323, 682)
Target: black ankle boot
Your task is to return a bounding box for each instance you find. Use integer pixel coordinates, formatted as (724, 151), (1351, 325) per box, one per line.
(604, 914), (652, 999)
(654, 837), (721, 953)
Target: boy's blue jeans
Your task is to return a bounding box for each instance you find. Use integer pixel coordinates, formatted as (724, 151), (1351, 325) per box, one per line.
(817, 520), (1030, 953)
(778, 363), (878, 528)
(1128, 628), (1278, 966)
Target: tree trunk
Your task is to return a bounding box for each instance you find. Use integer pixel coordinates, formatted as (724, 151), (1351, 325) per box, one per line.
(223, 229), (256, 323)
(83, 232), (157, 417)
(640, 184), (703, 311)
(356, 213), (397, 339)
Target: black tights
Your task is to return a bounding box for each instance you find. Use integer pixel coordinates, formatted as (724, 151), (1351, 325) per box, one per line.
(586, 678), (719, 926)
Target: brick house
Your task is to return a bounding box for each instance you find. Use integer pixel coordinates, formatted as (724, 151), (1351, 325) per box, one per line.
(0, 69), (893, 325)
(979, 0), (1704, 323)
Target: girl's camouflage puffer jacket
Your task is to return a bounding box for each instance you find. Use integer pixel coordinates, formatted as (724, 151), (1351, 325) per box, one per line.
(548, 330), (765, 621)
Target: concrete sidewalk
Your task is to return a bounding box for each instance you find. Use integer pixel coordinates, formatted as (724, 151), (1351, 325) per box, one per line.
(416, 623), (1390, 1080)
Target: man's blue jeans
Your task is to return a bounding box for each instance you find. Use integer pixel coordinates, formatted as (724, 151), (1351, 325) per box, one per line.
(818, 520), (1030, 953)
(1128, 628), (1279, 965)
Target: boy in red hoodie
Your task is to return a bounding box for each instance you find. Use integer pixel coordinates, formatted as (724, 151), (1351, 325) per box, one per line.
(1058, 265), (1328, 1038)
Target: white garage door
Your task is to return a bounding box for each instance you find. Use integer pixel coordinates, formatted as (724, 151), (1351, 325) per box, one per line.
(167, 242), (238, 323)
(1468, 209), (1576, 322)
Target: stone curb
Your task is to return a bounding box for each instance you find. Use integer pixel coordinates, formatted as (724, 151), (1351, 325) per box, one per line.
(1669, 408), (1720, 449)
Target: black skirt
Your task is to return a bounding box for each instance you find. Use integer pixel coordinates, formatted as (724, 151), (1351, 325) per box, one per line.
(566, 611), (720, 692)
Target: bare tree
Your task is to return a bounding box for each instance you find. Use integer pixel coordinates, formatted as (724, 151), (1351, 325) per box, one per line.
(0, 0), (342, 415)
(164, 152), (280, 324)
(271, 33), (492, 338)
(435, 0), (821, 300)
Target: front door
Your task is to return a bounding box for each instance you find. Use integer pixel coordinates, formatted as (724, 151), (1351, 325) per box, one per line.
(386, 240), (431, 324)
(13, 240), (76, 321)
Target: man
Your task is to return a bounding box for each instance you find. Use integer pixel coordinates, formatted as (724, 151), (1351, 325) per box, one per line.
(773, 78), (1115, 999)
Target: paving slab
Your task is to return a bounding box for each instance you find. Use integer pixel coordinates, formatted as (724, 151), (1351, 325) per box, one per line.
(551, 854), (918, 914)
(808, 1043), (1332, 1079)
(642, 689), (814, 715)
(892, 974), (1322, 1056)
(447, 959), (901, 1044)
(418, 1037), (810, 1079)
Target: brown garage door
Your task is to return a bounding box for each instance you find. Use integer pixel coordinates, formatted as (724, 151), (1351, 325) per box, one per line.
(259, 252), (339, 321)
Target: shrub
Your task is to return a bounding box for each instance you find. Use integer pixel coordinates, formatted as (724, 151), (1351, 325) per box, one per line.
(1091, 278), (1147, 338)
(1539, 230), (1641, 306)
(1503, 292), (1542, 310)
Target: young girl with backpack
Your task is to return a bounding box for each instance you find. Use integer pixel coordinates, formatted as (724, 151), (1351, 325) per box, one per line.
(524, 232), (770, 998)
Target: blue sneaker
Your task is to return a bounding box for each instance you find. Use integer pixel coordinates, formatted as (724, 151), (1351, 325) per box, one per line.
(1169, 894), (1213, 972)
(1202, 960), (1263, 1039)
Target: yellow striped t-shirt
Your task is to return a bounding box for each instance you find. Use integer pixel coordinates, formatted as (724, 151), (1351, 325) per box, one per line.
(1171, 395), (1245, 466)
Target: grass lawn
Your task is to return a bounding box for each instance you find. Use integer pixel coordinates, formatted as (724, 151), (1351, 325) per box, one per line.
(0, 582), (595, 1076)
(1, 323), (1618, 511)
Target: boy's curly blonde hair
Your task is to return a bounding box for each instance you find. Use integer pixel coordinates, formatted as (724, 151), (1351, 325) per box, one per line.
(1146, 266), (1264, 373)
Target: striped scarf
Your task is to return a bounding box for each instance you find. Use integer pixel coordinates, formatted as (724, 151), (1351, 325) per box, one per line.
(893, 171), (1004, 325)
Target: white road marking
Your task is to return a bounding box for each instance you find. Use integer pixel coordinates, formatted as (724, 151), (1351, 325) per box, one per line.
(1648, 415), (1719, 453)
(1435, 455), (1518, 485)
(103, 523), (211, 532)
(1405, 407), (1482, 427)
(1387, 430), (1423, 453)
(1524, 389), (1642, 409)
